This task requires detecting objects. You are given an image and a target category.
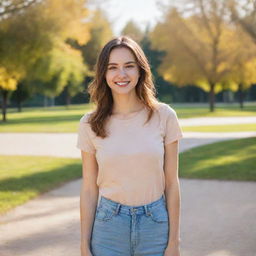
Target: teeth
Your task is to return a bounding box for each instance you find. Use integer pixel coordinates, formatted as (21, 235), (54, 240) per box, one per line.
(116, 82), (129, 85)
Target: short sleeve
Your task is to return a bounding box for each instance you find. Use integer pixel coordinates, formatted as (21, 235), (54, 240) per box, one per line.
(76, 114), (96, 154)
(163, 105), (183, 145)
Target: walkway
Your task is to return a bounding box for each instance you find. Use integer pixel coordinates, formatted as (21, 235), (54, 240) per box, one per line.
(0, 131), (255, 158)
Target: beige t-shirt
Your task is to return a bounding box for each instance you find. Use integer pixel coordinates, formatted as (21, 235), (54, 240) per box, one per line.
(76, 102), (183, 206)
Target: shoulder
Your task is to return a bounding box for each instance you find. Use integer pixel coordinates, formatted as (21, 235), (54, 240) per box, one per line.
(79, 111), (94, 124)
(155, 102), (177, 118)
(78, 112), (95, 134)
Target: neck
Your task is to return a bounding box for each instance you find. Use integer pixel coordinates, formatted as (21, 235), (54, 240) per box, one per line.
(112, 94), (144, 115)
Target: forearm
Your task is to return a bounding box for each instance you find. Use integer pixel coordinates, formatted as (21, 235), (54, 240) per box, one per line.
(80, 185), (99, 250)
(164, 180), (181, 246)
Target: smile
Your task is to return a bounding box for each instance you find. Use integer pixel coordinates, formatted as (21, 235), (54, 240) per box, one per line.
(115, 81), (130, 87)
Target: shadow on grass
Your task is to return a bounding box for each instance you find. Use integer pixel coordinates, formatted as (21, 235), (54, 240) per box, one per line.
(0, 162), (82, 194)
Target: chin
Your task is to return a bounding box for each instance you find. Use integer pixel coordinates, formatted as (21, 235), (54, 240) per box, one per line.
(110, 86), (136, 94)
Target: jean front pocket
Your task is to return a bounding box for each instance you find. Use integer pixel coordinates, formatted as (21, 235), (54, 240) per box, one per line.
(149, 204), (169, 223)
(95, 206), (115, 222)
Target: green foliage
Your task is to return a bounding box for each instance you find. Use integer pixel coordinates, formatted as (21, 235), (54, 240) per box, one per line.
(140, 31), (165, 80)
(80, 8), (113, 71)
(0, 0), (92, 119)
(29, 42), (87, 98)
(121, 20), (143, 43)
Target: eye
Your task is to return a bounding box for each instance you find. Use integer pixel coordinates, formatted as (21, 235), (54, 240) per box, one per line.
(126, 65), (134, 68)
(108, 66), (116, 70)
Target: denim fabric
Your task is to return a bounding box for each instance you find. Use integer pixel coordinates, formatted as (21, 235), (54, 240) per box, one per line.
(90, 194), (169, 256)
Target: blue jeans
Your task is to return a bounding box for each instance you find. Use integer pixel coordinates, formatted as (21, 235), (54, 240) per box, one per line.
(90, 194), (169, 256)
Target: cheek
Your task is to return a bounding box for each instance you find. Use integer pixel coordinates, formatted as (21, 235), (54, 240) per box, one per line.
(105, 71), (114, 84)
(129, 69), (140, 79)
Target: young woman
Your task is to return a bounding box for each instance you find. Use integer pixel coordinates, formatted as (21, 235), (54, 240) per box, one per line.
(77, 36), (183, 256)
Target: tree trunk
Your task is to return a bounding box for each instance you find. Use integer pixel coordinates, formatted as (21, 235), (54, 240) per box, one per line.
(44, 95), (48, 107)
(17, 100), (22, 112)
(1, 89), (8, 122)
(50, 97), (55, 106)
(17, 85), (22, 112)
(238, 83), (244, 109)
(66, 91), (71, 106)
(209, 83), (215, 112)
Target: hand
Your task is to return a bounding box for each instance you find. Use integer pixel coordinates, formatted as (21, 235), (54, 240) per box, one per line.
(81, 247), (93, 256)
(81, 253), (93, 256)
(81, 251), (93, 256)
(164, 243), (180, 256)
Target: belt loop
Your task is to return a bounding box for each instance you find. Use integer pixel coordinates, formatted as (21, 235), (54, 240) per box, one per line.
(115, 203), (121, 215)
(144, 205), (151, 216)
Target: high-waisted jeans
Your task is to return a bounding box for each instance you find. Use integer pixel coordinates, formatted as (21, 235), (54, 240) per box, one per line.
(90, 194), (169, 256)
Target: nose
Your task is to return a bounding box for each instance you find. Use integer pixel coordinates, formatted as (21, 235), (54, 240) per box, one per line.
(117, 68), (127, 77)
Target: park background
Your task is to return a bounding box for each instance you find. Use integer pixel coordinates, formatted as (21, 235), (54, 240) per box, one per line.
(0, 1), (255, 256)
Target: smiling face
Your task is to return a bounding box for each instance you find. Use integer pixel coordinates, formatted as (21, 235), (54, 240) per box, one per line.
(105, 47), (140, 96)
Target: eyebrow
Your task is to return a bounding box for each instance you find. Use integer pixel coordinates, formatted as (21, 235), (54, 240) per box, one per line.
(107, 61), (137, 66)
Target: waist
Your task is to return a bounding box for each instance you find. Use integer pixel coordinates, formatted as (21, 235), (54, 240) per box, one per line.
(98, 194), (166, 215)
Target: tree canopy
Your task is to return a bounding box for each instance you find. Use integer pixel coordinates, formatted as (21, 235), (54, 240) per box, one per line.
(150, 0), (256, 111)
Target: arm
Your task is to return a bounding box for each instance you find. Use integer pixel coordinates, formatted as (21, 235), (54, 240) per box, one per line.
(80, 150), (99, 255)
(164, 140), (181, 248)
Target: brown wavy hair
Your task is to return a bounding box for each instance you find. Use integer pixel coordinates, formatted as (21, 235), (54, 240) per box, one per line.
(87, 35), (159, 138)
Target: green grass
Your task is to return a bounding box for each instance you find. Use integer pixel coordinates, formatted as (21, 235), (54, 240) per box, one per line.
(179, 137), (256, 181)
(0, 103), (94, 133)
(182, 123), (256, 132)
(0, 102), (255, 133)
(0, 155), (81, 215)
(174, 102), (256, 118)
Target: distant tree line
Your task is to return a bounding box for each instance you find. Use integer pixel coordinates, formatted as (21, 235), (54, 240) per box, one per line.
(1, 0), (256, 122)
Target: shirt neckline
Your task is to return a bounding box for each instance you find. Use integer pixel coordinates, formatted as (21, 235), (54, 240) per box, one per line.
(110, 106), (147, 121)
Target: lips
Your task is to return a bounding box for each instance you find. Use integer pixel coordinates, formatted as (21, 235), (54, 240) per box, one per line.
(115, 81), (130, 87)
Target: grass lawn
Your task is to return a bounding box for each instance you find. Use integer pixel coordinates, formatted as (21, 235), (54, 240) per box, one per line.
(179, 137), (256, 181)
(0, 102), (255, 133)
(182, 123), (256, 132)
(174, 103), (256, 118)
(0, 155), (81, 215)
(0, 103), (94, 133)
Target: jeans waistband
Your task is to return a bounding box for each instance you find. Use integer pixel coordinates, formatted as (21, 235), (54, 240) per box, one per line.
(98, 194), (166, 216)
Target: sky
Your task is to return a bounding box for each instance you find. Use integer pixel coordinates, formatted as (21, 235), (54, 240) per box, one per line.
(94, 0), (170, 36)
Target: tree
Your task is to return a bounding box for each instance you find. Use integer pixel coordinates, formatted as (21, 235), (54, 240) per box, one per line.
(0, 2), (56, 118)
(121, 20), (143, 43)
(0, 0), (38, 17)
(140, 28), (166, 99)
(0, 0), (91, 120)
(229, 0), (256, 43)
(29, 41), (87, 106)
(141, 28), (165, 80)
(215, 21), (256, 108)
(10, 81), (32, 112)
(0, 67), (18, 121)
(66, 7), (113, 103)
(223, 57), (256, 109)
(150, 0), (256, 111)
(79, 8), (113, 71)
